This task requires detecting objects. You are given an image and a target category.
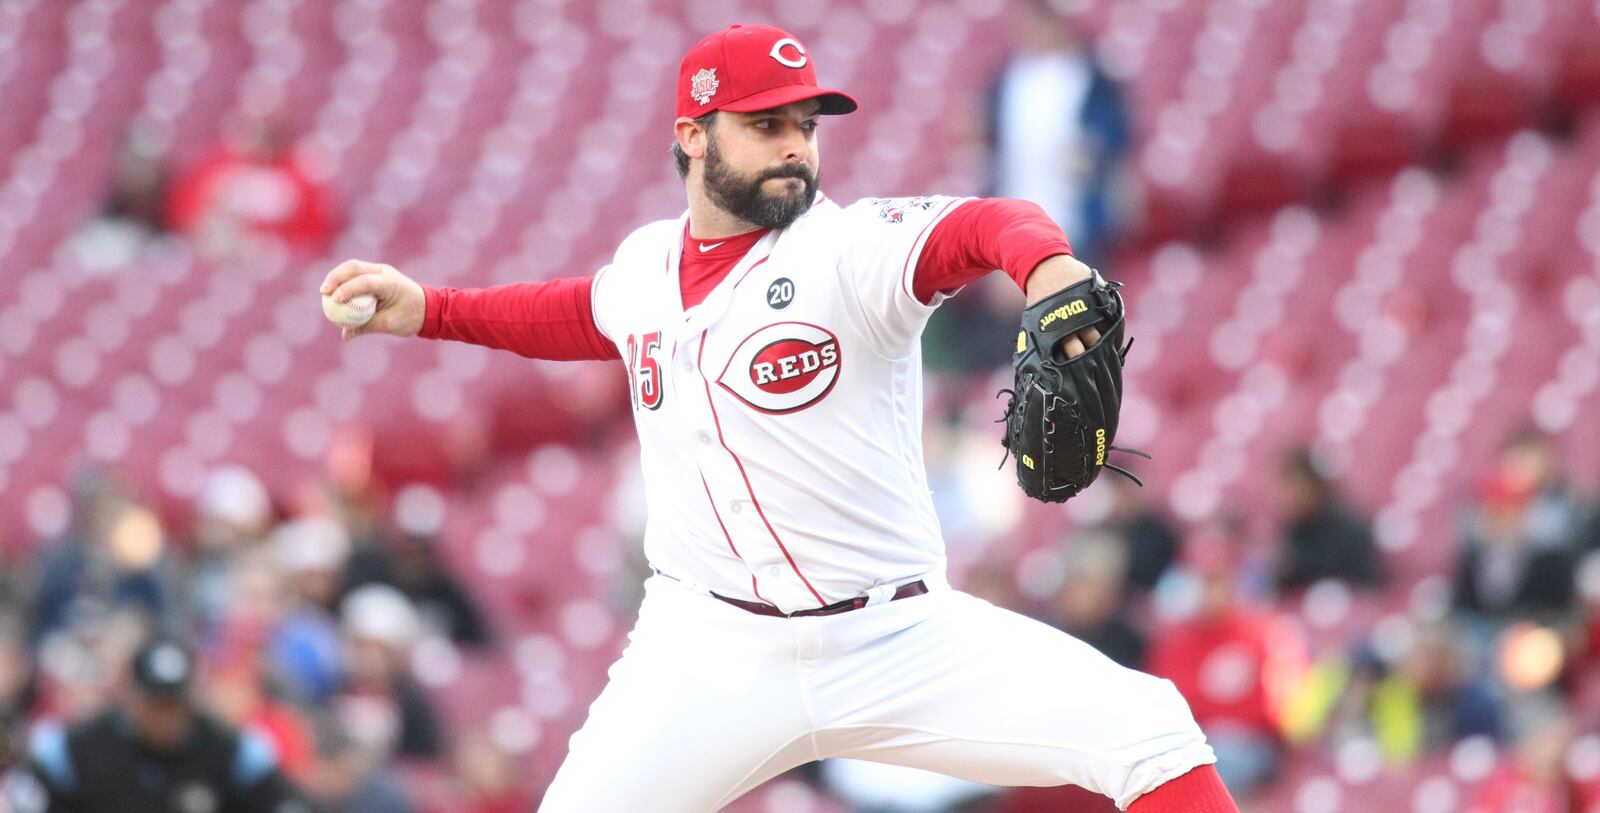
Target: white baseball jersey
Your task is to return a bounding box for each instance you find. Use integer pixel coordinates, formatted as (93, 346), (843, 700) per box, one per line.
(590, 194), (974, 613)
(552, 193), (1218, 813)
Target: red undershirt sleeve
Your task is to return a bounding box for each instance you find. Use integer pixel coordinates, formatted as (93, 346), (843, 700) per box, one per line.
(912, 198), (1074, 305)
(418, 277), (619, 362)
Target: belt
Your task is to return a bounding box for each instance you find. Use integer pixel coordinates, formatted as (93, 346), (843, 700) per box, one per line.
(711, 580), (928, 618)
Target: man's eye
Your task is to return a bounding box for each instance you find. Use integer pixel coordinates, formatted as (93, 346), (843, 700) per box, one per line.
(802, 121), (818, 133)
(753, 120), (772, 129)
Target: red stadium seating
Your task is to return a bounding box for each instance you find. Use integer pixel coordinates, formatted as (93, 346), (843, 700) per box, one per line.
(2, 0), (1598, 806)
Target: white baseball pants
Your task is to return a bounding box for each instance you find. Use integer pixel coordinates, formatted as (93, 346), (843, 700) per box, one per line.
(538, 575), (1215, 812)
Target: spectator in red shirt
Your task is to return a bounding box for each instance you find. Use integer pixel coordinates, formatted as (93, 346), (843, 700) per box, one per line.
(167, 116), (334, 257)
(1149, 526), (1306, 798)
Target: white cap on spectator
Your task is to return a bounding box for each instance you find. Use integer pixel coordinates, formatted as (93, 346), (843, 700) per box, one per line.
(271, 516), (350, 573)
(341, 584), (420, 648)
(197, 465), (271, 529)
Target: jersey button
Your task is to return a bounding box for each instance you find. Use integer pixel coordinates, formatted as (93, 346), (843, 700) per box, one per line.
(729, 500), (744, 514)
(697, 432), (711, 446)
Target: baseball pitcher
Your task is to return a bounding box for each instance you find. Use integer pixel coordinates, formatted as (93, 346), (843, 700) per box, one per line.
(321, 23), (1236, 813)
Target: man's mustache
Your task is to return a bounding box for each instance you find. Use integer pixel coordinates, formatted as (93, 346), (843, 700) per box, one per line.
(757, 163), (815, 184)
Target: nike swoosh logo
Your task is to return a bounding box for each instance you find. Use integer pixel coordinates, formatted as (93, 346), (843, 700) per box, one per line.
(698, 242), (726, 252)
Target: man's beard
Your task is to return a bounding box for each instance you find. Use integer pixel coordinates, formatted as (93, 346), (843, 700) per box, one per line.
(702, 139), (819, 230)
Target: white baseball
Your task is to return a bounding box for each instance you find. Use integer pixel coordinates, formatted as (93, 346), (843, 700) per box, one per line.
(322, 293), (377, 328)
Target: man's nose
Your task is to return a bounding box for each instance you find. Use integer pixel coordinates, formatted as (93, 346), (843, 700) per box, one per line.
(779, 126), (806, 163)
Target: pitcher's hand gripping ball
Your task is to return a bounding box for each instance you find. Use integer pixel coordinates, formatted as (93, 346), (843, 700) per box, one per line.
(1000, 271), (1149, 502)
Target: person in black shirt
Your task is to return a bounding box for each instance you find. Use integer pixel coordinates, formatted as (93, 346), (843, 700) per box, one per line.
(5, 638), (305, 813)
(1104, 477), (1180, 594)
(1274, 450), (1384, 592)
(341, 531), (491, 648)
(1452, 467), (1577, 621)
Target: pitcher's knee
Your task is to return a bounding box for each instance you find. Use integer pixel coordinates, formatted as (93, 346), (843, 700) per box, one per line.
(1099, 676), (1216, 808)
(1148, 676), (1206, 736)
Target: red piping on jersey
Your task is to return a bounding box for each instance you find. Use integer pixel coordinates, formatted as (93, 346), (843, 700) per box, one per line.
(899, 198), (964, 304)
(698, 470), (768, 604)
(730, 244), (775, 290)
(694, 299), (827, 607)
(679, 241), (776, 604)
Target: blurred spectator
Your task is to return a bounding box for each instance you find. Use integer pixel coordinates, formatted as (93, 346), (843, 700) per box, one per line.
(203, 658), (316, 785)
(32, 473), (181, 646)
(926, 0), (1134, 373)
(332, 585), (442, 761)
(1567, 553), (1600, 705)
(0, 621), (36, 767)
(429, 729), (530, 813)
(1273, 450), (1384, 592)
(1454, 431), (1585, 623)
(1368, 620), (1503, 764)
(1148, 526), (1306, 797)
(4, 637), (304, 812)
(167, 115), (334, 257)
(1580, 500), (1600, 551)
(1278, 644), (1382, 750)
(302, 730), (415, 813)
(293, 473), (385, 574)
(1454, 474), (1579, 624)
(267, 518), (349, 707)
(1103, 476), (1180, 594)
(189, 466), (275, 634)
(1049, 532), (1145, 670)
(31, 607), (151, 725)
(1498, 429), (1586, 550)
(344, 531), (491, 648)
(1467, 695), (1577, 813)
(983, 0), (1131, 266)
(1453, 472), (1575, 619)
(69, 127), (174, 273)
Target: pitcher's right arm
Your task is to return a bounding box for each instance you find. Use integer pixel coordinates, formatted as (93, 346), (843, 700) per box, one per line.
(320, 260), (617, 361)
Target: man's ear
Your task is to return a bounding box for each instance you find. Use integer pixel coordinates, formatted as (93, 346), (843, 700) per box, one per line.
(674, 116), (710, 161)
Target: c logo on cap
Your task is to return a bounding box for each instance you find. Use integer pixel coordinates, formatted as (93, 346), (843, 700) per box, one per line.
(770, 38), (808, 69)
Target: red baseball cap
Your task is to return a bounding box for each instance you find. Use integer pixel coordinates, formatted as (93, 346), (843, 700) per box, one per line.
(675, 24), (858, 120)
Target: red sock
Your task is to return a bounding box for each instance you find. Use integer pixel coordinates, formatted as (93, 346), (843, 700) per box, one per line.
(1127, 764), (1238, 813)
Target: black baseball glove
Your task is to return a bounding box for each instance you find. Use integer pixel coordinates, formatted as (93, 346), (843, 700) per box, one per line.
(999, 270), (1148, 502)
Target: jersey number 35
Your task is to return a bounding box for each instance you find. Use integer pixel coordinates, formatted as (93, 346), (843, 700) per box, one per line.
(626, 331), (665, 411)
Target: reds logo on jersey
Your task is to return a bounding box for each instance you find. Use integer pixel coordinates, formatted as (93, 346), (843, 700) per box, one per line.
(717, 322), (842, 414)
